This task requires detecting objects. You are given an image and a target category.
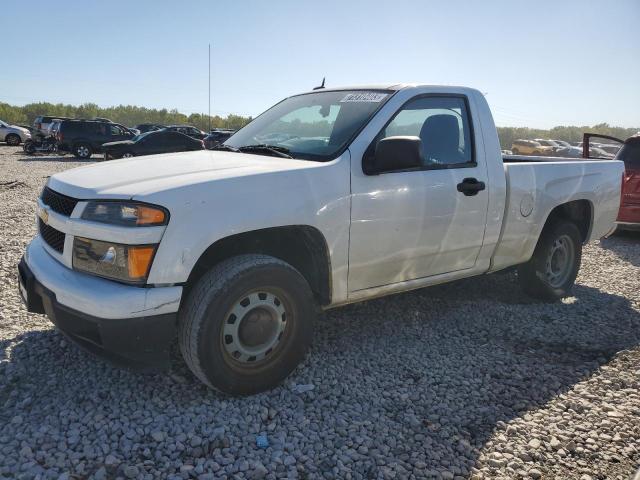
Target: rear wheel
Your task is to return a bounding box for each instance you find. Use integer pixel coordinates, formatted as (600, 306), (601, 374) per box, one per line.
(5, 134), (20, 146)
(73, 143), (92, 159)
(512, 148), (520, 155)
(517, 220), (582, 301)
(178, 254), (316, 395)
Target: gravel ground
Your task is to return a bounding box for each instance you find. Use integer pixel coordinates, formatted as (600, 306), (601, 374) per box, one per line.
(0, 144), (639, 480)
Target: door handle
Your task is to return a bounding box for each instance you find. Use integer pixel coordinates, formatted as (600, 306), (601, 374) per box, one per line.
(457, 178), (486, 196)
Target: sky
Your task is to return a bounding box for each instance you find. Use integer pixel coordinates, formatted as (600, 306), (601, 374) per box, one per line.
(3, 0), (639, 129)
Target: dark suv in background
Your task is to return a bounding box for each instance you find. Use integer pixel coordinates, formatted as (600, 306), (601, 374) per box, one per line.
(164, 125), (207, 140)
(57, 120), (135, 158)
(203, 128), (236, 149)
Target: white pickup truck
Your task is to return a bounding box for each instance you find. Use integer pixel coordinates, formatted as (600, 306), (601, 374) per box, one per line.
(19, 84), (623, 394)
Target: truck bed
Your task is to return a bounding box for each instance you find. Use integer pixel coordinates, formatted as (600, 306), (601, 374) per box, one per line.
(490, 157), (624, 272)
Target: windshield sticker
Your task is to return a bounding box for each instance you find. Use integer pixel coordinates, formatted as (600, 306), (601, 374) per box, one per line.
(340, 92), (388, 103)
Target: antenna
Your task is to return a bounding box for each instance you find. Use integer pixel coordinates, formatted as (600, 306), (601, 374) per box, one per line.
(208, 43), (211, 132)
(313, 77), (325, 90)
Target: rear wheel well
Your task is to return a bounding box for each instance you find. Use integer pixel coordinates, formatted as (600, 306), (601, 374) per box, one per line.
(544, 200), (593, 242)
(184, 226), (331, 306)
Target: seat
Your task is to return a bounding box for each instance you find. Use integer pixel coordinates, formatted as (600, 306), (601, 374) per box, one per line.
(419, 114), (464, 165)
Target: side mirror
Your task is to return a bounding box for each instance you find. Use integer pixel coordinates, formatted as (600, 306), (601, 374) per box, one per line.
(367, 136), (424, 174)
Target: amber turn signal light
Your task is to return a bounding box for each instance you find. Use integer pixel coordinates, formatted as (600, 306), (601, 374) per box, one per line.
(127, 246), (156, 279)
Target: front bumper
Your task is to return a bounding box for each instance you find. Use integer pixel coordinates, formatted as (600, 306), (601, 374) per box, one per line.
(19, 238), (183, 370)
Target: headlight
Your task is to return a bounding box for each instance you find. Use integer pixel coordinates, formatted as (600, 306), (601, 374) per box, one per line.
(81, 201), (168, 227)
(73, 237), (156, 284)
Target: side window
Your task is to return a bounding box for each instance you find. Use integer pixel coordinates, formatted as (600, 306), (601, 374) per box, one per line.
(110, 125), (124, 136)
(95, 123), (109, 136)
(376, 96), (473, 168)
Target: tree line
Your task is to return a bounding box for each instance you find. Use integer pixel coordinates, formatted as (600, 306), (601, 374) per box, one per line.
(497, 124), (638, 149)
(0, 102), (252, 131)
(1, 101), (637, 146)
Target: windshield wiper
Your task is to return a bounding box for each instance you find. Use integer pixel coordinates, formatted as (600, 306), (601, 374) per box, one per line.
(237, 144), (292, 158)
(210, 144), (240, 152)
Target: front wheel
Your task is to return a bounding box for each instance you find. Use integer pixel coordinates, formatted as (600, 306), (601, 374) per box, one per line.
(23, 140), (36, 154)
(5, 134), (21, 146)
(517, 220), (582, 301)
(178, 254), (316, 395)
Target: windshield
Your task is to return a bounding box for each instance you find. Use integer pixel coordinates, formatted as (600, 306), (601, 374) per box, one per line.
(0, 120), (8, 127)
(225, 90), (393, 161)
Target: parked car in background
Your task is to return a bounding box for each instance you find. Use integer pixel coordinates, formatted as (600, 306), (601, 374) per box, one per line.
(615, 136), (640, 229)
(501, 149), (513, 155)
(33, 116), (70, 135)
(163, 125), (207, 140)
(18, 125), (38, 135)
(589, 147), (615, 159)
(583, 133), (640, 230)
(57, 120), (135, 158)
(135, 123), (166, 134)
(551, 139), (571, 148)
(555, 146), (582, 158)
(599, 144), (622, 156)
(103, 130), (204, 159)
(92, 117), (113, 123)
(203, 128), (236, 149)
(534, 139), (562, 153)
(0, 120), (31, 145)
(511, 139), (553, 155)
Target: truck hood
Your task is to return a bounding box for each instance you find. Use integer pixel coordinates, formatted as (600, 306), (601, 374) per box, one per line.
(47, 150), (320, 199)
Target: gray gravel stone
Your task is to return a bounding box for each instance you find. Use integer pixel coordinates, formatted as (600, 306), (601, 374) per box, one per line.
(0, 146), (638, 479)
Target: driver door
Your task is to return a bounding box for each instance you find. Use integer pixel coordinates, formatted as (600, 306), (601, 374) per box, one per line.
(348, 95), (489, 292)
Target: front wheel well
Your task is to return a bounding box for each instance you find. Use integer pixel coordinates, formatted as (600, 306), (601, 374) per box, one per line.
(184, 226), (332, 307)
(543, 199), (593, 243)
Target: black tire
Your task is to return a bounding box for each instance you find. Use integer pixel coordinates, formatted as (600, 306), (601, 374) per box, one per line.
(23, 140), (36, 154)
(73, 143), (92, 159)
(121, 152), (134, 158)
(512, 148), (520, 155)
(517, 220), (582, 301)
(178, 254), (316, 395)
(5, 134), (21, 146)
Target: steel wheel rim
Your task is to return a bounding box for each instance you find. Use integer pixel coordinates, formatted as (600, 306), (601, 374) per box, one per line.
(545, 234), (574, 287)
(221, 290), (288, 365)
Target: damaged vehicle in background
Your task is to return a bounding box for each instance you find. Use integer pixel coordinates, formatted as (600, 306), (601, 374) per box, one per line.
(584, 133), (640, 230)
